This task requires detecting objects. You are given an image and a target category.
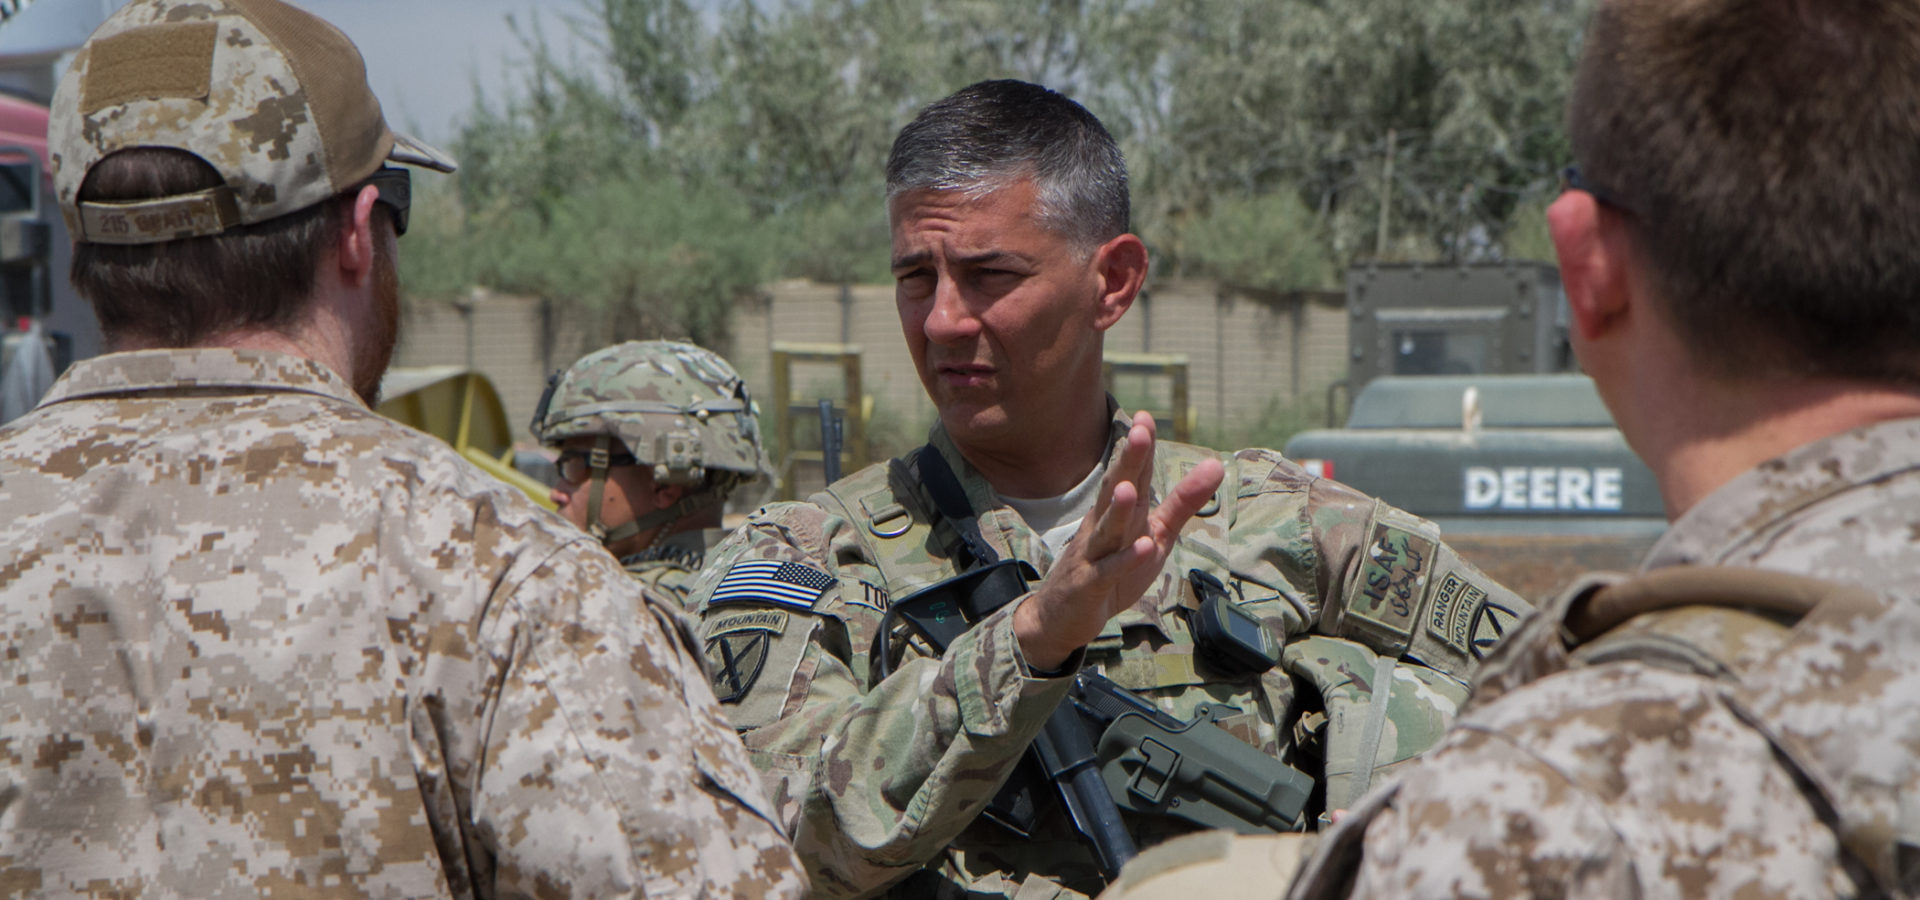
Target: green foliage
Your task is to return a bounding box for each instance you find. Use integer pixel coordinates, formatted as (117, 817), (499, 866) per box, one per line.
(409, 0), (1592, 344)
(1499, 195), (1558, 263)
(1130, 0), (1590, 267)
(1194, 390), (1333, 454)
(1175, 191), (1337, 291)
(767, 192), (894, 286)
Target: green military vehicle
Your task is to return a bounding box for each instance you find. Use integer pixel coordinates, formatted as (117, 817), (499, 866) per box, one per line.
(1284, 262), (1665, 598)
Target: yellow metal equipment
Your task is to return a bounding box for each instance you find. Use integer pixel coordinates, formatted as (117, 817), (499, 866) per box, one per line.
(1103, 352), (1196, 442)
(376, 366), (555, 509)
(771, 342), (870, 500)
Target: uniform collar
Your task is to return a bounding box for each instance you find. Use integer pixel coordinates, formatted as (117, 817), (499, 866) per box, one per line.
(924, 398), (1202, 634)
(923, 396), (1131, 511)
(1644, 417), (1920, 569)
(38, 347), (364, 409)
(620, 528), (721, 568)
(922, 396), (1134, 565)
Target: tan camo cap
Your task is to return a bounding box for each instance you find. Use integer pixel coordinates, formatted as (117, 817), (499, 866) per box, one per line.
(48, 0), (456, 245)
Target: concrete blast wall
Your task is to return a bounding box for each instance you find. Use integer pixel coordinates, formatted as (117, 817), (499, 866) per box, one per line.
(396, 279), (1350, 452)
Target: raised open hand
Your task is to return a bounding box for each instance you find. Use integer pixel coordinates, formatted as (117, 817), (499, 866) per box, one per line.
(1014, 411), (1225, 670)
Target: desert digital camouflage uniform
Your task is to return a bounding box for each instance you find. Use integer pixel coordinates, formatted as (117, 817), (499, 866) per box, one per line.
(0, 349), (805, 899)
(1287, 417), (1920, 899)
(692, 405), (1529, 899)
(622, 529), (731, 611)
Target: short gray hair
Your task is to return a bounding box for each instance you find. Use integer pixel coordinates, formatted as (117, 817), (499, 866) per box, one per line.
(886, 80), (1129, 251)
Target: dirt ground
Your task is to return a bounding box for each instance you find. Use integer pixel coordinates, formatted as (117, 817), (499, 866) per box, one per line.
(1446, 531), (1662, 603)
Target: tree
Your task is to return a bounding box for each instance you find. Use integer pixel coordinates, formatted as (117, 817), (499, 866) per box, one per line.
(403, 0), (1590, 334)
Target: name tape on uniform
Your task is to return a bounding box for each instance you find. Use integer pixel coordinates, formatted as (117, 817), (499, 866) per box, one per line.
(710, 559), (836, 610)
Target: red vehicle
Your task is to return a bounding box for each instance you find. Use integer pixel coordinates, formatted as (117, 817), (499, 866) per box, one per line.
(0, 92), (49, 170)
(0, 91), (79, 424)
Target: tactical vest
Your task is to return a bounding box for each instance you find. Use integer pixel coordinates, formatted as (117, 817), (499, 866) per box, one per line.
(819, 441), (1509, 826)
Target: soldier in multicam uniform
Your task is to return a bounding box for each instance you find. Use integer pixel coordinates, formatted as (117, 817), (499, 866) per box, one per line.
(0, 2), (803, 897)
(1275, 0), (1920, 897)
(688, 79), (1528, 900)
(531, 340), (773, 609)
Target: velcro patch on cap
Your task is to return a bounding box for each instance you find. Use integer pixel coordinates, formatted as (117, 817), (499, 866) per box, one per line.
(708, 559), (836, 610)
(82, 23), (218, 115)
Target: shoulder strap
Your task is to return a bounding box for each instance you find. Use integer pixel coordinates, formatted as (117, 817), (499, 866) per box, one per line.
(1568, 566), (1833, 646)
(914, 443), (1000, 570)
(816, 453), (922, 592)
(1479, 565), (1843, 697)
(1563, 567), (1832, 682)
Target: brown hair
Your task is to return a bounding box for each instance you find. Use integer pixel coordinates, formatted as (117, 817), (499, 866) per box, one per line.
(1572, 0), (1920, 382)
(69, 147), (345, 347)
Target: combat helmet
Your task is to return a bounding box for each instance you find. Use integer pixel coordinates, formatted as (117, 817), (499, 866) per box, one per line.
(531, 340), (771, 546)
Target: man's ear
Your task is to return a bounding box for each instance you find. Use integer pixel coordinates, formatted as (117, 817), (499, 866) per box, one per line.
(1549, 191), (1631, 343)
(336, 183), (381, 288)
(1090, 233), (1149, 332)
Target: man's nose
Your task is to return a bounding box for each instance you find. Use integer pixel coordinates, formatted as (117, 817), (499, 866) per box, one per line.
(923, 278), (980, 344)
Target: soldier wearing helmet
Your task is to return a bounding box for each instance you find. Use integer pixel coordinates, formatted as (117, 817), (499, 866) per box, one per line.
(533, 339), (772, 607)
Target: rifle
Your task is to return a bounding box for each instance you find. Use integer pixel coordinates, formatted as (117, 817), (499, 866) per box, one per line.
(885, 567), (1317, 875)
(818, 398), (842, 484)
(876, 446), (1315, 882)
(886, 560), (1138, 878)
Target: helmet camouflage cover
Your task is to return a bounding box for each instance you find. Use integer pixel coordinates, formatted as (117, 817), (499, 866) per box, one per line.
(532, 340), (771, 488)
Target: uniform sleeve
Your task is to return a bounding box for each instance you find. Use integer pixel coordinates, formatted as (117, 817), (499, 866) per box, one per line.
(1286, 726), (1637, 899)
(470, 540), (808, 899)
(1297, 467), (1532, 677)
(694, 508), (1075, 898)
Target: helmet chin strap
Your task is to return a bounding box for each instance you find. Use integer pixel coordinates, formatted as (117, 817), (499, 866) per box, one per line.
(586, 433), (727, 548)
(585, 434), (624, 543)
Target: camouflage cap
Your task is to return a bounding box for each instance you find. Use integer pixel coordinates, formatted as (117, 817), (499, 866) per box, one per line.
(532, 340), (773, 486)
(48, 0), (456, 245)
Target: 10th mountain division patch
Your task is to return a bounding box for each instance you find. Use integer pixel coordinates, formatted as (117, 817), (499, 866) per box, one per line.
(703, 560), (834, 701)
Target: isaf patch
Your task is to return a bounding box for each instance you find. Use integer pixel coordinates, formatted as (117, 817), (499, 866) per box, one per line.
(709, 559), (836, 610)
(1347, 522), (1436, 652)
(706, 632), (771, 703)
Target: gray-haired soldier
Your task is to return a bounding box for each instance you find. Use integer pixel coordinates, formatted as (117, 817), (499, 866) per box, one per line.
(532, 339), (773, 609)
(0, 1), (804, 897)
(690, 79), (1526, 899)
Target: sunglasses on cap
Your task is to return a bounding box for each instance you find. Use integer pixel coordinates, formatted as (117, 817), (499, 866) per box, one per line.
(359, 166), (412, 236)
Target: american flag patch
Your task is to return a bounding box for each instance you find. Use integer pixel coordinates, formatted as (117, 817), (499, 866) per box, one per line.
(709, 560), (837, 610)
